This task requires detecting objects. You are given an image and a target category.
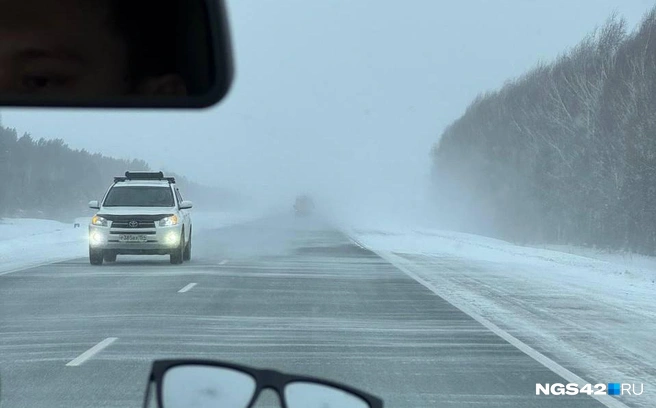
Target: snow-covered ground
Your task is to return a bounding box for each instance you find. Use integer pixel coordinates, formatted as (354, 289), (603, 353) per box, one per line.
(0, 211), (262, 275)
(346, 225), (656, 408)
(0, 218), (89, 275)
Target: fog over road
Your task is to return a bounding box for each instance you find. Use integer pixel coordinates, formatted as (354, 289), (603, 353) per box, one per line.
(0, 215), (606, 408)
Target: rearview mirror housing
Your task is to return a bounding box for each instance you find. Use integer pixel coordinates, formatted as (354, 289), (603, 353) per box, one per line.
(179, 201), (193, 210)
(0, 0), (233, 109)
(89, 200), (100, 210)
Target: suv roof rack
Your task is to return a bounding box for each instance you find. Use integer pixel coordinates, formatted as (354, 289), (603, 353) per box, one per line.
(114, 171), (176, 184)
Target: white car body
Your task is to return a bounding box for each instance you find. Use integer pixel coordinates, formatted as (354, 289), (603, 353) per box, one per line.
(88, 175), (192, 264)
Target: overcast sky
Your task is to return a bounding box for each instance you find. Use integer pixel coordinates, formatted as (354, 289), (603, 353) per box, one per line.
(2, 0), (655, 215)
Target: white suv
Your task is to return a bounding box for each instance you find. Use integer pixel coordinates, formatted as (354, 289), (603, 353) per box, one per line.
(88, 172), (193, 265)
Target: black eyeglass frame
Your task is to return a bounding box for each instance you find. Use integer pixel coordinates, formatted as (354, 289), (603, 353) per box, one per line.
(143, 359), (383, 408)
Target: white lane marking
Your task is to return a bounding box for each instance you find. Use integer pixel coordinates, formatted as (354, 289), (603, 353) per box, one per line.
(178, 282), (197, 293)
(219, 260), (229, 265)
(65, 337), (118, 367)
(351, 240), (365, 249)
(348, 237), (630, 408)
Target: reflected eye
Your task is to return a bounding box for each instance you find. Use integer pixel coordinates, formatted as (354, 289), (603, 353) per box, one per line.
(21, 74), (70, 92)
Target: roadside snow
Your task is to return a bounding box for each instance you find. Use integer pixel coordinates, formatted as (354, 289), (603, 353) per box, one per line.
(537, 244), (656, 282)
(349, 227), (656, 284)
(0, 218), (88, 275)
(0, 211), (262, 275)
(346, 226), (656, 408)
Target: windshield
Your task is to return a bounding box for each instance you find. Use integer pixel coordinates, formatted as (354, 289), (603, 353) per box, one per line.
(1, 1), (655, 408)
(103, 186), (175, 207)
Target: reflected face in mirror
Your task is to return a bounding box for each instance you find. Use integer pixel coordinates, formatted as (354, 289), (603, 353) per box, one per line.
(0, 0), (187, 97)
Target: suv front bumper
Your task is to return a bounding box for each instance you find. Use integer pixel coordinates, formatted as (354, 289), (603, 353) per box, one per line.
(89, 224), (183, 255)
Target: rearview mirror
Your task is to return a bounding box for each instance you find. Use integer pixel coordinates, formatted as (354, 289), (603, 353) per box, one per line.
(179, 201), (193, 210)
(0, 0), (233, 109)
(89, 200), (100, 210)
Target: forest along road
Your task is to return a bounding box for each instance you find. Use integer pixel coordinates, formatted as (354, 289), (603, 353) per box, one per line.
(0, 214), (613, 408)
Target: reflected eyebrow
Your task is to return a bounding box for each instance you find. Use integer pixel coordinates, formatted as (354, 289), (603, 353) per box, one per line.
(15, 47), (86, 64)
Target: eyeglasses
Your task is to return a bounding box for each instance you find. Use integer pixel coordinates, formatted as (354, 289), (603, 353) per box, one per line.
(144, 359), (384, 408)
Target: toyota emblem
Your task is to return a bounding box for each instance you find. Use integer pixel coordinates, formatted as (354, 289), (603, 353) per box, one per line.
(128, 220), (139, 228)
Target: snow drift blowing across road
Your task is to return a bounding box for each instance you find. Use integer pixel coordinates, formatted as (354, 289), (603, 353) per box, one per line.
(347, 226), (656, 408)
(2, 214), (655, 405)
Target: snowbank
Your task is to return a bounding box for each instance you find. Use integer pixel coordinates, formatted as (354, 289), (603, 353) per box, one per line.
(347, 226), (656, 407)
(349, 227), (656, 284)
(0, 218), (88, 275)
(0, 211), (262, 275)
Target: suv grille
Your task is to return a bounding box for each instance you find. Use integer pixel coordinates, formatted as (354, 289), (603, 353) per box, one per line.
(100, 214), (172, 229)
(112, 220), (156, 228)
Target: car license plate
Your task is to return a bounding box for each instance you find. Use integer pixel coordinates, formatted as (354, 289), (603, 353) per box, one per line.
(119, 234), (147, 243)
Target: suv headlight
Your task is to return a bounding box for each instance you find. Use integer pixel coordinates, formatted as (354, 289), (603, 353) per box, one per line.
(91, 215), (108, 227)
(159, 215), (179, 227)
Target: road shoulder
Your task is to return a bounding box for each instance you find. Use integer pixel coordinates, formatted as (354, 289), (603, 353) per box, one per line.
(348, 230), (655, 408)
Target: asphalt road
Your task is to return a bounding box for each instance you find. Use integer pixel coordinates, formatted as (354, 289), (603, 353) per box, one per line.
(0, 215), (607, 408)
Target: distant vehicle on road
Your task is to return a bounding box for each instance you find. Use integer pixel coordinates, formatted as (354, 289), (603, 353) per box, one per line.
(87, 171), (193, 265)
(294, 195), (315, 216)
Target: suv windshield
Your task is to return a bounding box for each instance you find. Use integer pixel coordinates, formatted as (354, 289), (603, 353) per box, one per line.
(103, 186), (175, 207)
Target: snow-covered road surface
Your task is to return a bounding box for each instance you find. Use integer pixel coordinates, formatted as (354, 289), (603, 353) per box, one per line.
(348, 227), (655, 408)
(0, 214), (651, 407)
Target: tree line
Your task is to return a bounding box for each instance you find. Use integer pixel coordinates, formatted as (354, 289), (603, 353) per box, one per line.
(431, 8), (656, 254)
(0, 126), (243, 221)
